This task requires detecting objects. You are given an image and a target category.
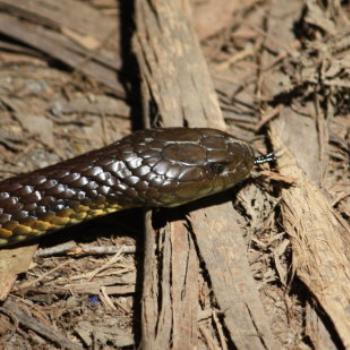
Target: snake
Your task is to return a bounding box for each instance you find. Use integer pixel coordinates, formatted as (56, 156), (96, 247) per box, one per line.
(0, 128), (273, 247)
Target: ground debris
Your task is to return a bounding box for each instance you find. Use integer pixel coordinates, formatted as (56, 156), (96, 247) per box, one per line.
(0, 0), (348, 349)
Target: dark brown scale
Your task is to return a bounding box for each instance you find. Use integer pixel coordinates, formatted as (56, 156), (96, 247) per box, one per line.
(142, 171), (157, 183)
(84, 166), (102, 178)
(0, 214), (11, 224)
(61, 189), (76, 199)
(77, 191), (86, 200)
(41, 196), (56, 206)
(135, 180), (148, 192)
(6, 183), (23, 192)
(143, 157), (159, 168)
(12, 210), (29, 221)
(126, 176), (140, 186)
(30, 175), (47, 185)
(38, 179), (58, 190)
(127, 157), (143, 170)
(201, 136), (226, 149)
(163, 144), (206, 165)
(0, 193), (9, 199)
(134, 165), (151, 178)
(126, 187), (138, 198)
(207, 150), (228, 163)
(116, 167), (132, 180)
(165, 165), (181, 179)
(106, 161), (123, 174)
(18, 185), (34, 195)
(46, 183), (67, 196)
(100, 186), (112, 196)
(150, 176), (164, 188)
(99, 158), (115, 167)
(139, 150), (159, 159)
(105, 177), (118, 187)
(35, 208), (52, 218)
(179, 167), (205, 181)
(64, 173), (81, 183)
(86, 181), (99, 190)
(52, 202), (66, 212)
(25, 191), (42, 202)
(96, 172), (111, 183)
(54, 170), (71, 179)
(24, 203), (38, 212)
(153, 161), (169, 175)
(0, 128), (257, 246)
(3, 198), (22, 212)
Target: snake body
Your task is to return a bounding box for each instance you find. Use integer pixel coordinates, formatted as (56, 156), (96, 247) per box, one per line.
(0, 128), (255, 246)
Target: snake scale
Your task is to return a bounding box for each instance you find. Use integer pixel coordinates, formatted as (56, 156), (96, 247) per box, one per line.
(0, 128), (273, 247)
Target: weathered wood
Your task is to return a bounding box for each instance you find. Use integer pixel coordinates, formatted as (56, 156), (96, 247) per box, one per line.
(0, 245), (37, 301)
(1, 298), (83, 350)
(0, 0), (119, 44)
(260, 0), (350, 347)
(0, 3), (124, 96)
(271, 121), (350, 348)
(134, 0), (280, 348)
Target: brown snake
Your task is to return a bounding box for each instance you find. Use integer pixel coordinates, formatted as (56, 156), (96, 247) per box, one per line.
(0, 128), (273, 246)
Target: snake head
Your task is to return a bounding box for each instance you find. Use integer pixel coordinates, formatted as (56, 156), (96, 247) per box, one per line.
(119, 128), (255, 207)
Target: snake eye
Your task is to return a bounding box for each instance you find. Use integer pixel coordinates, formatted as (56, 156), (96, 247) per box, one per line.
(208, 162), (227, 175)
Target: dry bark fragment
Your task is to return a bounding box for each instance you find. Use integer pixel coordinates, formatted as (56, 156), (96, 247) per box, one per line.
(259, 0), (350, 347)
(0, 245), (37, 301)
(270, 120), (350, 348)
(0, 298), (83, 350)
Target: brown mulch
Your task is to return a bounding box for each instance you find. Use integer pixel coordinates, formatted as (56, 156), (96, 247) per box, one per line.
(0, 0), (349, 349)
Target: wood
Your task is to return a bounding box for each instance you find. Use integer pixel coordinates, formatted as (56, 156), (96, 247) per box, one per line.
(0, 0), (119, 43)
(134, 0), (280, 348)
(260, 0), (350, 347)
(271, 121), (350, 348)
(0, 0), (124, 96)
(0, 245), (37, 301)
(1, 298), (83, 350)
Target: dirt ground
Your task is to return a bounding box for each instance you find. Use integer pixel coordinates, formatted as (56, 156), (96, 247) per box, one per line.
(0, 0), (349, 349)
